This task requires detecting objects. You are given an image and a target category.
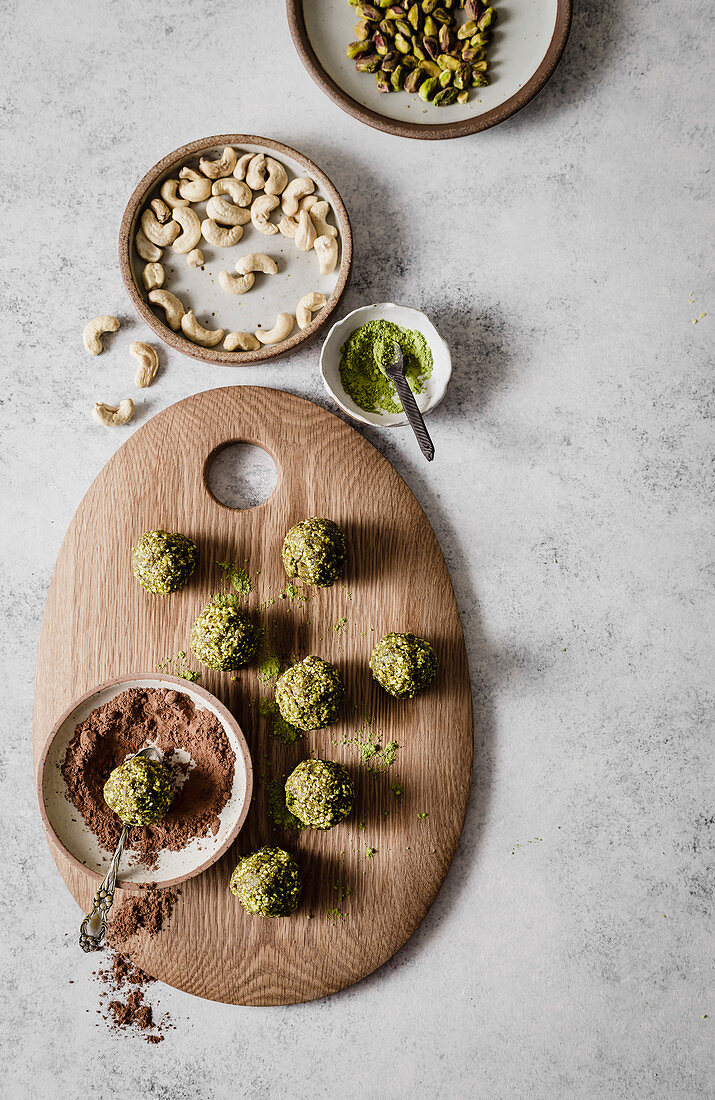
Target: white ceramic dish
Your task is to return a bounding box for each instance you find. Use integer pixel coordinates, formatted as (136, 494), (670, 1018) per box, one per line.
(37, 675), (253, 890)
(320, 303), (452, 427)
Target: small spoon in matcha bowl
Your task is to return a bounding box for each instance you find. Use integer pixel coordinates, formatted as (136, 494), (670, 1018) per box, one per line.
(78, 745), (172, 952)
(383, 342), (435, 462)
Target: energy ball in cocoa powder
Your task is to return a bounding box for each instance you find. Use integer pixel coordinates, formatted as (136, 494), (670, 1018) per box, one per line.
(190, 596), (258, 671)
(369, 631), (438, 699)
(275, 655), (344, 730)
(285, 759), (354, 830)
(281, 518), (346, 588)
(103, 756), (175, 826)
(131, 530), (198, 594)
(229, 846), (302, 917)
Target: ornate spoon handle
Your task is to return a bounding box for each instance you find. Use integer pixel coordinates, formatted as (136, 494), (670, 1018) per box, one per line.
(391, 373), (435, 462)
(78, 824), (129, 952)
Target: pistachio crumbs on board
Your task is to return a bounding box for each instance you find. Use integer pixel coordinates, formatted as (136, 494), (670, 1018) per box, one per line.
(217, 559), (253, 596)
(338, 319), (433, 415)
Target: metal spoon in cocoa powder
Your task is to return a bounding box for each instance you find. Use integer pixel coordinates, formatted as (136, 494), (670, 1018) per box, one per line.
(79, 746), (166, 953)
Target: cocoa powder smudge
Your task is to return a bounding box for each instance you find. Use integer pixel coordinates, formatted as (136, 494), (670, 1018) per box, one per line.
(61, 687), (236, 867)
(107, 885), (179, 946)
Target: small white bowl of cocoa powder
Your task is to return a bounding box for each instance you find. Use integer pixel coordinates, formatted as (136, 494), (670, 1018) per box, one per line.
(37, 674), (253, 890)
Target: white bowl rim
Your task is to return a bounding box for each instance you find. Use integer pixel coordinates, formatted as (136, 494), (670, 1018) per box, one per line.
(319, 302), (452, 427)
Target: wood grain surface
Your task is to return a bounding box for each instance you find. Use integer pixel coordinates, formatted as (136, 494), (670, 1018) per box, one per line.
(33, 387), (473, 1005)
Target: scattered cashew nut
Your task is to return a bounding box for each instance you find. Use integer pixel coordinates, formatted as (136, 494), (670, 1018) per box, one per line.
(233, 152), (253, 181)
(83, 315), (120, 356)
(251, 194), (280, 235)
(281, 177), (315, 215)
(186, 248), (204, 267)
(141, 208), (180, 248)
(93, 399), (134, 427)
(130, 342), (159, 388)
(224, 331), (261, 352)
(314, 234), (339, 276)
(181, 310), (225, 347)
(235, 252), (278, 276)
(309, 200), (338, 239)
(171, 206), (202, 253)
(160, 178), (189, 209)
(178, 167), (212, 202)
(218, 270), (255, 295)
(205, 196), (251, 227)
(148, 289), (186, 330)
(141, 262), (165, 291)
(296, 291), (327, 330)
(150, 197), (172, 223)
(135, 228), (162, 262)
(245, 153), (267, 190)
(295, 208), (317, 252)
(255, 313), (294, 345)
(264, 157), (289, 196)
(199, 146), (237, 179)
(211, 178), (252, 206)
(278, 214), (297, 239)
(201, 219), (244, 247)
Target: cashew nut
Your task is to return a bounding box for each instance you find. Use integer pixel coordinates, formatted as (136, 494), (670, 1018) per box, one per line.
(296, 291), (327, 330)
(160, 178), (189, 209)
(135, 228), (162, 262)
(281, 177), (315, 215)
(264, 157), (289, 196)
(130, 341), (159, 388)
(277, 215), (297, 239)
(178, 167), (212, 203)
(83, 315), (120, 355)
(295, 208), (317, 252)
(186, 248), (204, 267)
(235, 253), (278, 277)
(233, 152), (253, 181)
(211, 178), (252, 207)
(251, 194), (280, 235)
(171, 206), (202, 253)
(148, 289), (186, 331)
(141, 208), (180, 248)
(181, 310), (225, 347)
(205, 196), (251, 227)
(245, 153), (267, 190)
(224, 331), (261, 352)
(92, 399), (134, 427)
(255, 313), (294, 345)
(298, 194), (319, 213)
(150, 197), (172, 223)
(314, 234), (339, 276)
(308, 200), (338, 239)
(218, 270), (255, 295)
(201, 219), (244, 247)
(199, 146), (237, 180)
(141, 261), (165, 291)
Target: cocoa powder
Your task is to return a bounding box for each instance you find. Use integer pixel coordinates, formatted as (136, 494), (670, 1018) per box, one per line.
(61, 687), (236, 866)
(107, 886), (179, 946)
(94, 952), (173, 1043)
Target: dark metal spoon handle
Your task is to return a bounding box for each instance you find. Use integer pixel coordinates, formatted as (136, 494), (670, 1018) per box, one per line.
(391, 373), (435, 462)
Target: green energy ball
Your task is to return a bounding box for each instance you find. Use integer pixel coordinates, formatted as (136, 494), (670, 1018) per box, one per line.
(190, 596), (258, 671)
(131, 530), (198, 594)
(285, 759), (354, 830)
(103, 756), (175, 826)
(275, 656), (344, 730)
(281, 518), (346, 588)
(229, 846), (302, 917)
(369, 632), (438, 699)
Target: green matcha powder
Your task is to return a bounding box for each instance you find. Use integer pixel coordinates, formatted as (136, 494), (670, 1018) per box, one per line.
(339, 320), (433, 415)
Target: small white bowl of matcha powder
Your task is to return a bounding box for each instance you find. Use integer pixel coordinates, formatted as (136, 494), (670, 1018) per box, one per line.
(320, 303), (452, 428)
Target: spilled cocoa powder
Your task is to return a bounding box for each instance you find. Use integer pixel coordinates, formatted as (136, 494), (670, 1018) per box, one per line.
(61, 687), (235, 866)
(107, 885), (179, 947)
(93, 952), (174, 1043)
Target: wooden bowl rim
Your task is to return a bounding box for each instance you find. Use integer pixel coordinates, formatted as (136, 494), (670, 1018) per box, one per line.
(118, 134), (353, 364)
(35, 672), (254, 892)
(286, 0), (573, 141)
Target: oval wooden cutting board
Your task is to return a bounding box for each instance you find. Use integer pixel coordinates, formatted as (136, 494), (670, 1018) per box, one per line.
(33, 387), (472, 1005)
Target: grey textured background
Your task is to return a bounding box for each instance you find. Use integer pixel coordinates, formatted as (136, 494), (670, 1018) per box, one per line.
(1, 0), (712, 1097)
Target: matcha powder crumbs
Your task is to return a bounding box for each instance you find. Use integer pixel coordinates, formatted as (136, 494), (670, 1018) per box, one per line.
(338, 319), (433, 416)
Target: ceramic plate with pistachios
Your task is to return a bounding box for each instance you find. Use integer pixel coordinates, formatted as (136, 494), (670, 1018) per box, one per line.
(287, 0), (572, 140)
(119, 136), (353, 364)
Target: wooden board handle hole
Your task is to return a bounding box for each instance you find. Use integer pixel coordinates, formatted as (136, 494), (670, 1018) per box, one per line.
(204, 443), (279, 511)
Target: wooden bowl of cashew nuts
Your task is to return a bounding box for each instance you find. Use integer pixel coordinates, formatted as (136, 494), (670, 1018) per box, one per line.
(118, 135), (353, 366)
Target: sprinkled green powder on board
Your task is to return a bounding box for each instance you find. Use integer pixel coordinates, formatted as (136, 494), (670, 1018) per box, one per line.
(417, 812), (429, 820)
(338, 319), (433, 416)
(217, 559), (253, 596)
(280, 581), (307, 602)
(365, 847), (377, 859)
(156, 651), (201, 683)
(266, 778), (306, 831)
(325, 907), (347, 924)
(257, 698), (303, 744)
(390, 781), (404, 797)
(333, 617), (347, 633)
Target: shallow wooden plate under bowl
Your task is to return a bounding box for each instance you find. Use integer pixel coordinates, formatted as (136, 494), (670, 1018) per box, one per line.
(37, 674), (253, 891)
(287, 0), (572, 140)
(33, 387), (473, 1005)
(119, 135), (353, 365)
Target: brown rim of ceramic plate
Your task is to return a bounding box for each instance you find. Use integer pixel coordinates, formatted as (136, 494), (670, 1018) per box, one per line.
(36, 673), (254, 892)
(118, 135), (353, 365)
(286, 0), (572, 141)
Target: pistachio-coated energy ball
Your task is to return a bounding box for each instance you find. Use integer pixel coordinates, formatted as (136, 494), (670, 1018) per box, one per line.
(285, 759), (354, 830)
(281, 518), (346, 588)
(190, 596), (258, 671)
(229, 847), (302, 917)
(275, 655), (344, 731)
(103, 756), (175, 826)
(131, 530), (198, 594)
(369, 632), (438, 699)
